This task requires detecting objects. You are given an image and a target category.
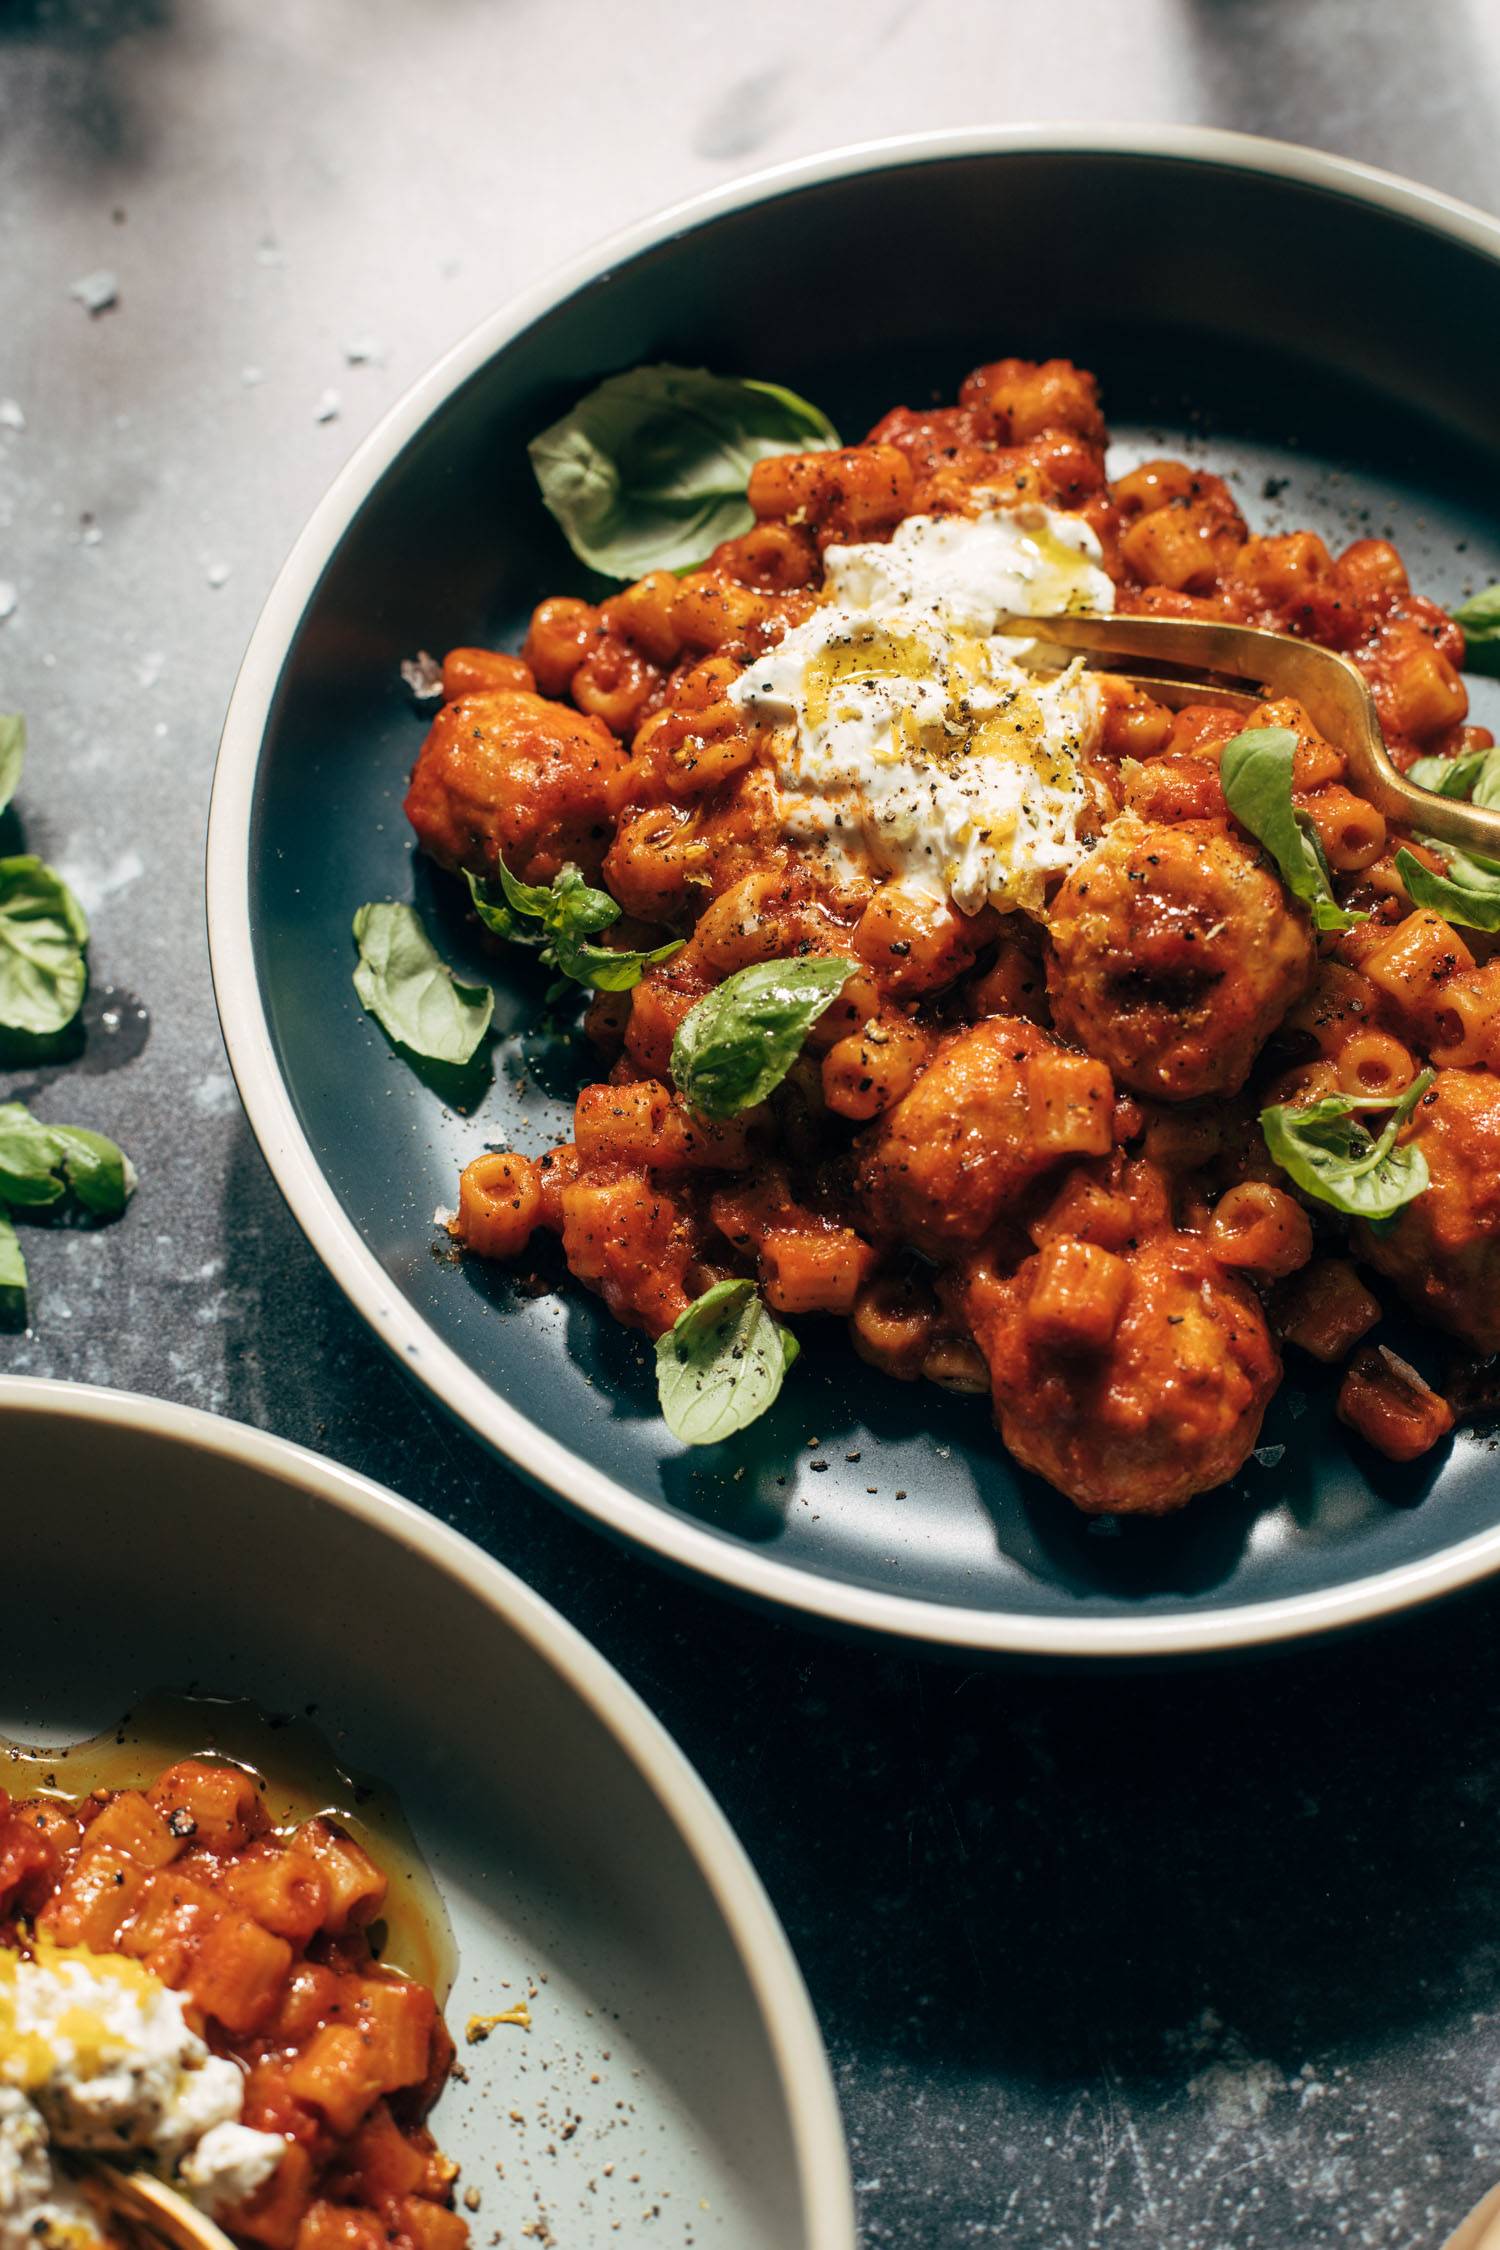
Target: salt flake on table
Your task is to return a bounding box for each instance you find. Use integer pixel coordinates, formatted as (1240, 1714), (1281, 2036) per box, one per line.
(241, 365), (264, 387)
(69, 269), (119, 314)
(343, 335), (386, 367)
(0, 582), (17, 621)
(1253, 1444), (1286, 1468)
(314, 388), (342, 424)
(0, 399), (24, 431)
(400, 650), (444, 702)
(206, 561), (231, 589)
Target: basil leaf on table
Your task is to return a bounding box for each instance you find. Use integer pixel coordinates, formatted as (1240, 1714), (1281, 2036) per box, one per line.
(671, 954), (856, 1121)
(1259, 1069), (1434, 1221)
(352, 901), (493, 1065)
(0, 854), (90, 1035)
(1453, 582), (1500, 677)
(0, 1212), (26, 1312)
(529, 364), (840, 579)
(656, 1278), (800, 1445)
(50, 1123), (136, 1215)
(0, 1103), (136, 1215)
(465, 863), (682, 996)
(1219, 727), (1364, 932)
(0, 714), (24, 818)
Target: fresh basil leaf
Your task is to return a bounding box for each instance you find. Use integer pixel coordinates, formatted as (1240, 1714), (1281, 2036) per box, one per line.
(0, 1101), (136, 1216)
(0, 714), (24, 818)
(496, 859), (565, 925)
(1219, 727), (1364, 932)
(352, 901), (493, 1064)
(0, 1102), (68, 1206)
(671, 954), (855, 1120)
(1406, 745), (1495, 799)
(1453, 581), (1500, 676)
(529, 364), (840, 579)
(52, 1124), (136, 1215)
(0, 1211), (26, 1314)
(469, 861), (682, 995)
(1259, 1069), (1434, 1220)
(0, 855), (90, 1035)
(1395, 844), (1500, 931)
(655, 1278), (800, 1445)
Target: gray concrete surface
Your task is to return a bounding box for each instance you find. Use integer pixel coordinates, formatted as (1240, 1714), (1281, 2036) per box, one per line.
(5, 4), (1500, 2242)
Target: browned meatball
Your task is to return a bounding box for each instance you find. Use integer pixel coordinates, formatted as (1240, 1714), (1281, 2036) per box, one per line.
(1046, 817), (1315, 1100)
(1355, 1067), (1500, 1352)
(855, 1018), (1113, 1256)
(404, 688), (627, 886)
(966, 1233), (1280, 1513)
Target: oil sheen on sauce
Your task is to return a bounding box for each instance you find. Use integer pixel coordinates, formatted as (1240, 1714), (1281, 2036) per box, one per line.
(0, 1694), (455, 2001)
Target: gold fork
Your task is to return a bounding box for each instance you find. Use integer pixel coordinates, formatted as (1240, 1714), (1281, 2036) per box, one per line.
(1010, 611), (1500, 861)
(75, 2160), (237, 2250)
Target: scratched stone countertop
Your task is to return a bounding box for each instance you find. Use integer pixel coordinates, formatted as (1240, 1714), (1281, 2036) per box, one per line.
(6, 5), (1500, 2245)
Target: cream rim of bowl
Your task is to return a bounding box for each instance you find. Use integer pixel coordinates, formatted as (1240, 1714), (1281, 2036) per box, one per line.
(207, 124), (1500, 1659)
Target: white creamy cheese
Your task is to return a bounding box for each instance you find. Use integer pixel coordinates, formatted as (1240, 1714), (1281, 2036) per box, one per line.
(729, 503), (1115, 916)
(0, 1946), (283, 2246)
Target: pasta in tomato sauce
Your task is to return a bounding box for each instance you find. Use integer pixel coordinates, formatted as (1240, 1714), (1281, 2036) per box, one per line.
(405, 353), (1499, 1514)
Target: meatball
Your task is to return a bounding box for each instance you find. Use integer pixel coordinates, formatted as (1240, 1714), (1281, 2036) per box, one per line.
(404, 688), (627, 886)
(966, 1233), (1280, 1513)
(1355, 1066), (1500, 1352)
(1047, 817), (1315, 1100)
(856, 1018), (1113, 1256)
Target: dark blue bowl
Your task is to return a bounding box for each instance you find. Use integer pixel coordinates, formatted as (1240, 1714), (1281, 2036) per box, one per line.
(209, 127), (1500, 1655)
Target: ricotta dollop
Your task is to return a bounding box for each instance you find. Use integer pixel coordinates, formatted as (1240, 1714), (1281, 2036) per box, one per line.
(0, 1945), (283, 2250)
(728, 502), (1115, 915)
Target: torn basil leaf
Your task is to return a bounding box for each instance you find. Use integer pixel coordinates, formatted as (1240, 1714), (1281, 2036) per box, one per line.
(0, 1101), (135, 1216)
(656, 1278), (799, 1445)
(1219, 726), (1364, 932)
(672, 954), (855, 1121)
(1259, 1069), (1434, 1220)
(529, 364), (840, 579)
(0, 854), (90, 1036)
(352, 901), (493, 1064)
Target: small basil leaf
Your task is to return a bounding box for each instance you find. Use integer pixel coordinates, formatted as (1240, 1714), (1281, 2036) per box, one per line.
(1453, 582), (1500, 677)
(529, 364), (840, 579)
(352, 901), (493, 1064)
(462, 868), (530, 944)
(0, 714), (24, 819)
(496, 859), (564, 923)
(51, 1124), (136, 1216)
(1395, 844), (1500, 932)
(0, 1211), (27, 1315)
(672, 955), (855, 1120)
(556, 936), (686, 994)
(0, 854), (90, 1035)
(1259, 1069), (1433, 1220)
(1405, 744), (1500, 807)
(0, 1102), (133, 1220)
(1219, 727), (1364, 932)
(0, 1102), (68, 1206)
(655, 1278), (799, 1445)
(472, 860), (681, 994)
